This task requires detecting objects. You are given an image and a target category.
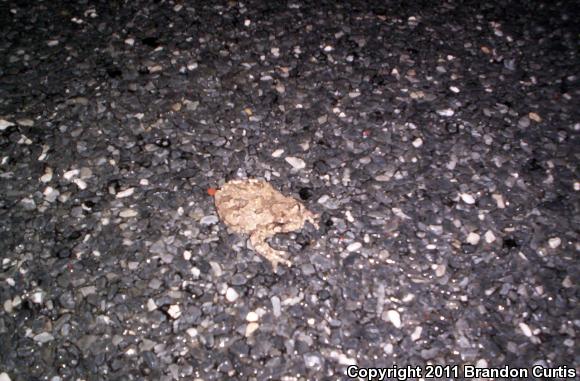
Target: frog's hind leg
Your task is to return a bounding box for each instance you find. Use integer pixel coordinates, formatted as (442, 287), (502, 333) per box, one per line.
(249, 232), (292, 272)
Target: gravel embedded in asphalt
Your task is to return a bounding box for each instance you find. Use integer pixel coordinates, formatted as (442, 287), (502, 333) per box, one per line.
(0, 1), (578, 380)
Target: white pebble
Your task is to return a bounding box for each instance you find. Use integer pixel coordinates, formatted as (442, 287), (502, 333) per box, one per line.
(548, 237), (561, 249)
(492, 193), (506, 208)
(484, 230), (496, 243)
(519, 322), (533, 337)
(4, 299), (13, 313)
(410, 326), (422, 341)
(466, 232), (481, 245)
(449, 86), (460, 93)
(119, 209), (138, 218)
(186, 328), (198, 338)
(124, 38), (135, 46)
(40, 167), (53, 183)
(225, 287), (239, 302)
(0, 372), (11, 381)
(347, 242), (362, 252)
(31, 291), (44, 304)
(245, 322), (259, 337)
(33, 332), (54, 343)
(63, 169), (79, 180)
(434, 264), (446, 277)
(562, 276), (573, 288)
(460, 193), (476, 204)
(475, 359), (488, 368)
(246, 311), (259, 322)
(0, 119), (15, 131)
(146, 299), (157, 312)
(167, 304), (181, 319)
(437, 108), (455, 116)
(73, 178), (87, 190)
(412, 137), (423, 148)
(116, 188), (135, 198)
(272, 149), (284, 158)
(271, 296), (281, 317)
(285, 156), (306, 169)
(386, 310), (402, 328)
(183, 250), (192, 261)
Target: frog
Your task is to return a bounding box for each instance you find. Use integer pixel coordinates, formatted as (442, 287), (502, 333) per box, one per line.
(214, 179), (318, 271)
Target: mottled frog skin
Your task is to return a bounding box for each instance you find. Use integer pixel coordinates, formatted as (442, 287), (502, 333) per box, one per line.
(214, 179), (318, 271)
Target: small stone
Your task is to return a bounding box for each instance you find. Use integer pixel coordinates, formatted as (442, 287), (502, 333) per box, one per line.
(272, 149), (284, 158)
(19, 198), (36, 210)
(43, 186), (60, 203)
(225, 287), (239, 302)
(0, 372), (11, 381)
(285, 156), (306, 169)
(386, 310), (402, 328)
(548, 237), (561, 249)
(30, 291), (44, 304)
(119, 209), (138, 218)
(484, 230), (496, 243)
(562, 276), (572, 288)
(518, 116), (530, 128)
(200, 215), (219, 225)
(475, 359), (488, 368)
(317, 115), (328, 124)
(449, 86), (460, 93)
(437, 108), (455, 116)
(63, 169), (79, 180)
(116, 188), (135, 198)
(245, 322), (259, 337)
(434, 264), (446, 277)
(125, 38), (135, 46)
(33, 332), (55, 343)
(73, 178), (87, 190)
(528, 112), (542, 122)
(410, 326), (422, 341)
(147, 299), (157, 312)
(16, 118), (34, 127)
(346, 242), (362, 252)
(246, 311), (259, 322)
(492, 193), (506, 208)
(4, 299), (13, 313)
(186, 328), (198, 338)
(412, 137), (423, 148)
(519, 322), (533, 337)
(271, 296), (281, 317)
(47, 40), (59, 47)
(0, 119), (15, 130)
(191, 267), (201, 278)
(148, 65), (162, 73)
(183, 250), (192, 261)
(460, 193), (476, 204)
(466, 232), (480, 245)
(167, 304), (181, 319)
(40, 167), (53, 183)
(304, 353), (323, 368)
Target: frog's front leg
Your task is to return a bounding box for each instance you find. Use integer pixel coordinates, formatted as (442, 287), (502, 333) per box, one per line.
(249, 231), (292, 271)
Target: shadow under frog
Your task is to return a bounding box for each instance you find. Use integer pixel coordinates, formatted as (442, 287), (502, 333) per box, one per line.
(214, 179), (318, 271)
